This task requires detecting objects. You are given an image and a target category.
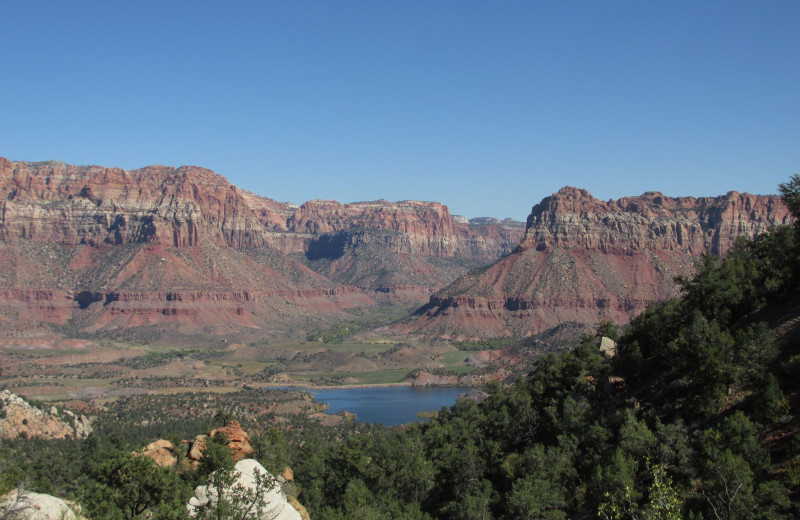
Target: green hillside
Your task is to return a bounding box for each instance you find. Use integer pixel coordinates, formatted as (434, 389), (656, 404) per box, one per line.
(3, 177), (800, 519)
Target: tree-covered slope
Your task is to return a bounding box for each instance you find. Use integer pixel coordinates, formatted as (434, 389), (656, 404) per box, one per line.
(4, 178), (800, 520)
(290, 178), (800, 519)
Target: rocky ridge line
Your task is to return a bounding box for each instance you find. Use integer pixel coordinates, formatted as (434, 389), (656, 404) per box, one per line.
(401, 187), (792, 339)
(0, 158), (523, 340)
(0, 390), (92, 440)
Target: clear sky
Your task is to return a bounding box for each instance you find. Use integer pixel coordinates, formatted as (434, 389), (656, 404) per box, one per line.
(2, 1), (798, 221)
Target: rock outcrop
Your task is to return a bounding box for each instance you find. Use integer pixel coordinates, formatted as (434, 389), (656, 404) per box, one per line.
(0, 158), (522, 341)
(209, 420), (254, 461)
(137, 439), (178, 467)
(173, 420), (255, 467)
(287, 199), (457, 254)
(0, 159), (276, 248)
(0, 390), (92, 440)
(187, 459), (302, 520)
(287, 495), (311, 520)
(291, 200), (523, 294)
(402, 187), (791, 338)
(188, 435), (209, 464)
(519, 187), (788, 255)
(0, 490), (85, 520)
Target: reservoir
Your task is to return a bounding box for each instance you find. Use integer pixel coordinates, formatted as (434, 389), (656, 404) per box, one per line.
(280, 386), (473, 426)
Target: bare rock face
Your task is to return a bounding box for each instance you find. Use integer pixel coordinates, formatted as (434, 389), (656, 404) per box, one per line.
(188, 435), (208, 464)
(0, 158), (522, 340)
(210, 420), (254, 461)
(0, 390), (92, 440)
(290, 200), (524, 294)
(287, 495), (311, 520)
(600, 337), (617, 357)
(0, 158), (275, 248)
(0, 159), (368, 340)
(287, 199), (457, 254)
(521, 187), (789, 255)
(184, 421), (254, 466)
(137, 439), (178, 467)
(187, 459), (302, 520)
(0, 490), (85, 520)
(403, 187), (791, 338)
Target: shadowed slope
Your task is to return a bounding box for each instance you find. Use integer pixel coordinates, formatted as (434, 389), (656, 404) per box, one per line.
(400, 187), (791, 339)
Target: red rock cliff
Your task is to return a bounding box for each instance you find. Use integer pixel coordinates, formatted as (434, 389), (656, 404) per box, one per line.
(0, 158), (276, 248)
(401, 187), (791, 339)
(523, 187), (790, 255)
(0, 158), (523, 340)
(286, 199), (457, 256)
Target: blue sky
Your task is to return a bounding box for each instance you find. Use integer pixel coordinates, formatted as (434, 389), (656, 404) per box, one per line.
(1, 1), (798, 220)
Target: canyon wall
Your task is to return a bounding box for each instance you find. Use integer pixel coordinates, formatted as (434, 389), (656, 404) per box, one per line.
(401, 187), (792, 339)
(0, 158), (275, 248)
(0, 158), (522, 341)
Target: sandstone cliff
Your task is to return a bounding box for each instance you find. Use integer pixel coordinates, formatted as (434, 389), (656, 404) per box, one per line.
(0, 158), (521, 340)
(294, 200), (523, 294)
(520, 187), (788, 255)
(0, 158), (361, 340)
(0, 390), (92, 440)
(0, 158), (276, 248)
(402, 187), (791, 338)
(286, 199), (522, 260)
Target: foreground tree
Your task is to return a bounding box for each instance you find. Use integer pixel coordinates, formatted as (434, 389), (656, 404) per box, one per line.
(81, 452), (190, 520)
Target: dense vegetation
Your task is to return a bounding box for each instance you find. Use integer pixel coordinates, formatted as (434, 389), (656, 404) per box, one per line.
(2, 176), (800, 518)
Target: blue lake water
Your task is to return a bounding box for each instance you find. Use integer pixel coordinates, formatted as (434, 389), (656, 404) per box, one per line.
(277, 386), (472, 425)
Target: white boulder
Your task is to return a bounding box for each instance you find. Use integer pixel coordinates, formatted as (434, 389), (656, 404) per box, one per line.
(600, 336), (617, 357)
(188, 459), (302, 520)
(0, 490), (84, 520)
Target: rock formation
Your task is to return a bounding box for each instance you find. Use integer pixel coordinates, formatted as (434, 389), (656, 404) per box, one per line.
(209, 420), (254, 461)
(0, 159), (274, 248)
(188, 435), (208, 464)
(153, 420), (255, 468)
(287, 495), (311, 520)
(187, 459), (302, 520)
(0, 158), (522, 341)
(0, 490), (85, 520)
(288, 199), (523, 296)
(0, 390), (92, 440)
(137, 439), (179, 467)
(402, 187), (791, 338)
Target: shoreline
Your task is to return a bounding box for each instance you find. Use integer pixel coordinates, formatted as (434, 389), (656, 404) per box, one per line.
(261, 381), (424, 390)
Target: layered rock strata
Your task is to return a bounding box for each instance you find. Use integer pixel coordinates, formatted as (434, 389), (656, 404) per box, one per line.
(0, 158), (523, 339)
(403, 187), (792, 338)
(281, 199), (523, 293)
(0, 159), (273, 248)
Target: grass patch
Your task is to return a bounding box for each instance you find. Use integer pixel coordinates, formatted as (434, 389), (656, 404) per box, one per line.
(257, 340), (400, 355)
(452, 338), (516, 351)
(305, 304), (418, 344)
(0, 347), (103, 358)
(324, 342), (398, 354)
(343, 370), (409, 384)
(14, 377), (122, 387)
(300, 369), (410, 385)
(446, 365), (477, 375)
(438, 351), (471, 367)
